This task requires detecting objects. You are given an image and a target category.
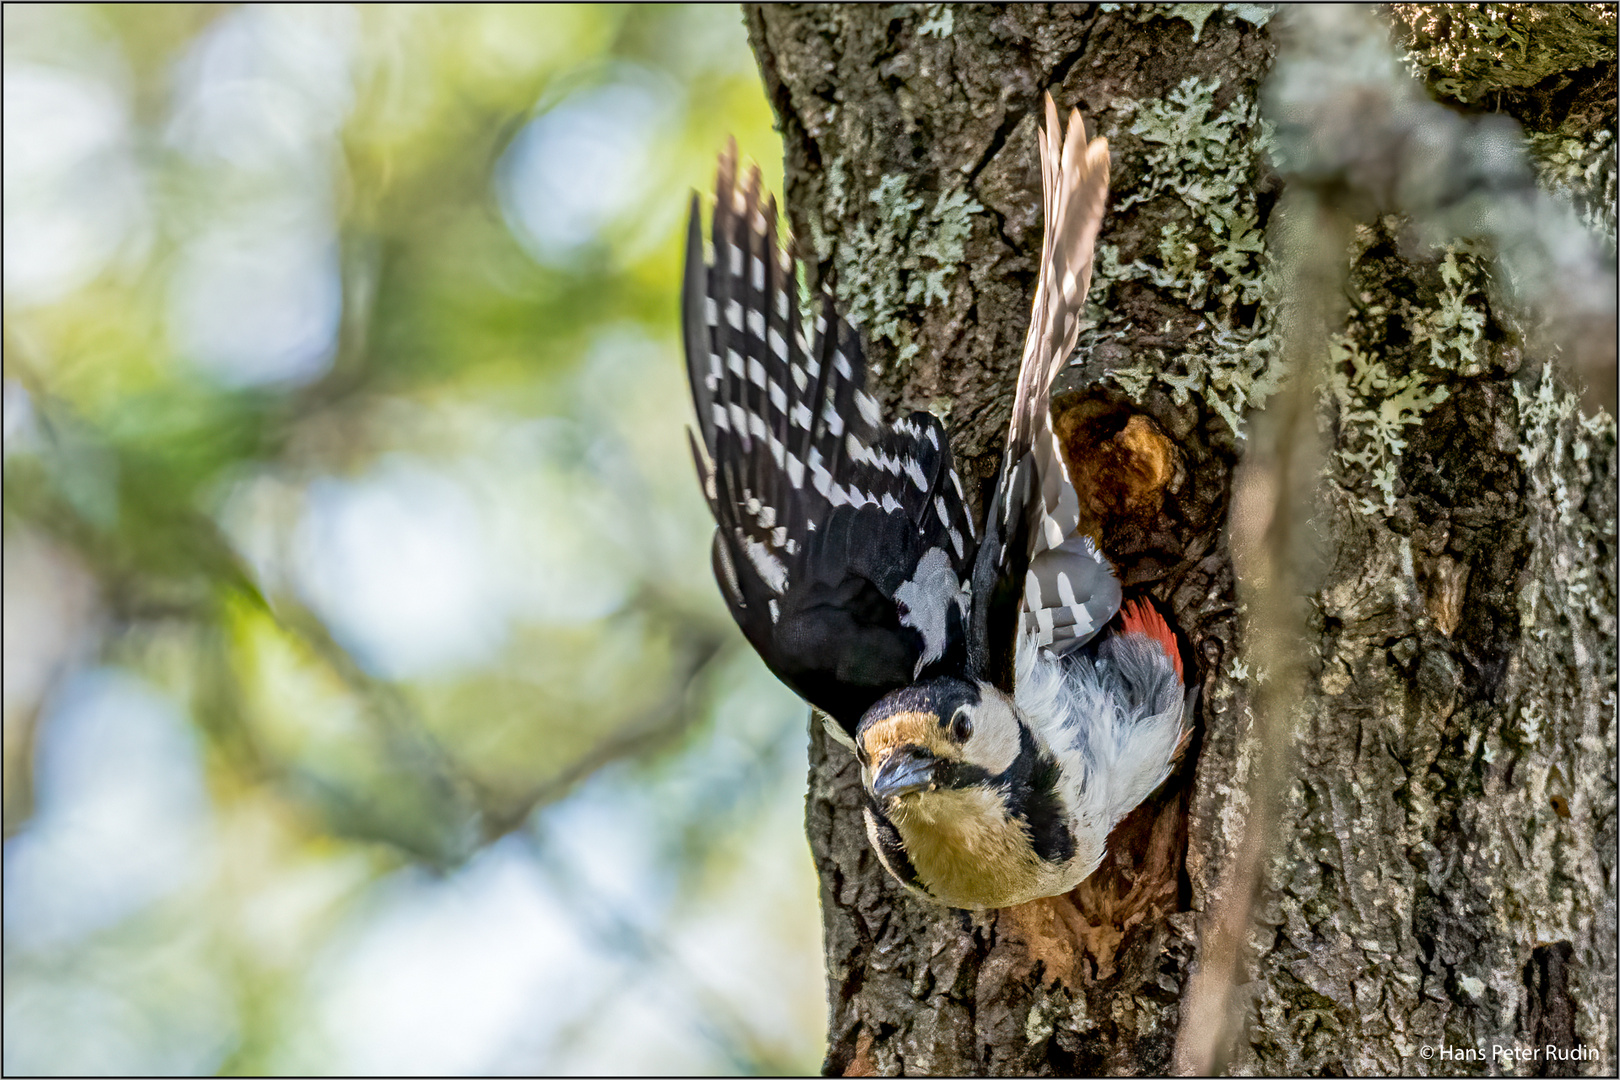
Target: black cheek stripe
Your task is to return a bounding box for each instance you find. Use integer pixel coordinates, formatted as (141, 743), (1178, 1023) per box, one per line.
(998, 726), (1077, 865)
(865, 797), (924, 891)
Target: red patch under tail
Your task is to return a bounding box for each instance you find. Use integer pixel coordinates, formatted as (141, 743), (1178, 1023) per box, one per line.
(1118, 598), (1184, 681)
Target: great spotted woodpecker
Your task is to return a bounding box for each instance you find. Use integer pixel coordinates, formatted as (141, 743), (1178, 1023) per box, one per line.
(682, 94), (1192, 910)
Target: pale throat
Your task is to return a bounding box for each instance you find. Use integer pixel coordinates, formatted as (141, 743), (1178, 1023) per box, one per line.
(888, 785), (1045, 905)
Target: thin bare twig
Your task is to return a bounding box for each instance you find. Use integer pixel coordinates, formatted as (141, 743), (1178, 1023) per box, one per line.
(1173, 185), (1348, 1076)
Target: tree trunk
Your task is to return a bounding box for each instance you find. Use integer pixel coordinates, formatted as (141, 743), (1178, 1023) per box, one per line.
(744, 4), (1617, 1075)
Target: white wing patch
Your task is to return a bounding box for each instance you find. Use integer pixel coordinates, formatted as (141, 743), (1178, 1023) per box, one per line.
(895, 546), (971, 679)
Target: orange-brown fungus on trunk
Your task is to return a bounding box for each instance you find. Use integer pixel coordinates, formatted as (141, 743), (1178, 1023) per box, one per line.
(1051, 394), (1181, 559)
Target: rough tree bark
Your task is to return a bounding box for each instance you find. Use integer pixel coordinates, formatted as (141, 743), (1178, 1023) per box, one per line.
(743, 4), (1617, 1075)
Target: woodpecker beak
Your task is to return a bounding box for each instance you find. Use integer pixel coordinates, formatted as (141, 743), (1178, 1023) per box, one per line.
(872, 745), (941, 800)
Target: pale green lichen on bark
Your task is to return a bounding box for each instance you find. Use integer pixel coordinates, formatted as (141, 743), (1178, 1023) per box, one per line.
(1325, 335), (1449, 517)
(1391, 3), (1617, 103)
(1325, 239), (1499, 517)
(1421, 247), (1490, 373)
(1513, 363), (1618, 629)
(1494, 359), (1617, 1062)
(1023, 994), (1057, 1045)
(916, 3), (953, 38)
(1097, 2), (1276, 44)
(812, 168), (983, 370)
(1526, 127), (1618, 254)
(1093, 2), (1620, 460)
(1080, 77), (1283, 437)
(1308, 15), (1617, 523)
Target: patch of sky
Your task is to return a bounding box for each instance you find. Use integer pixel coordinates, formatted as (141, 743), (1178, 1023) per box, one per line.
(307, 838), (608, 1075)
(2, 61), (146, 306)
(292, 456), (515, 679)
(3, 379), (40, 458)
(3, 668), (212, 950)
(4, 965), (235, 1077)
(285, 434), (639, 679)
(658, 3), (764, 79)
(166, 199), (343, 388)
(497, 66), (684, 266)
(2, 530), (100, 726)
(569, 326), (726, 601)
(164, 4), (356, 173)
(160, 5), (357, 388)
(484, 416), (640, 624)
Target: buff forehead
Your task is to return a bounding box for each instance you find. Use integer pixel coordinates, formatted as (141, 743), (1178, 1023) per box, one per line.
(859, 710), (953, 761)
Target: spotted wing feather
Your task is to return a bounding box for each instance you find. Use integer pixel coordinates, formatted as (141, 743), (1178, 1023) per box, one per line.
(684, 144), (978, 732)
(1006, 94), (1111, 463)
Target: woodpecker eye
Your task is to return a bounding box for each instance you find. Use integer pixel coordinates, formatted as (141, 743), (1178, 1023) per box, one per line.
(950, 707), (973, 743)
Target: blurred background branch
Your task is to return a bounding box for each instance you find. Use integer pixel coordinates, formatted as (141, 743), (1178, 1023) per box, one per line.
(1174, 181), (1346, 1076)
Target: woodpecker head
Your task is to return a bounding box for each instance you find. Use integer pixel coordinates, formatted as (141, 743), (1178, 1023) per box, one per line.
(854, 677), (1082, 909)
(854, 678), (1022, 800)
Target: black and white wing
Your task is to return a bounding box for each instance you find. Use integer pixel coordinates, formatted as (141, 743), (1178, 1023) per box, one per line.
(970, 95), (1119, 690)
(683, 144), (979, 734)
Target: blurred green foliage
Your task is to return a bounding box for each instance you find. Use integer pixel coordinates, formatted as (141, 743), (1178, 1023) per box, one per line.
(4, 4), (819, 1073)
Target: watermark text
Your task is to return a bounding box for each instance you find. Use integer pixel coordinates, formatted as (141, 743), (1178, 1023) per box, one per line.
(1418, 1043), (1599, 1064)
